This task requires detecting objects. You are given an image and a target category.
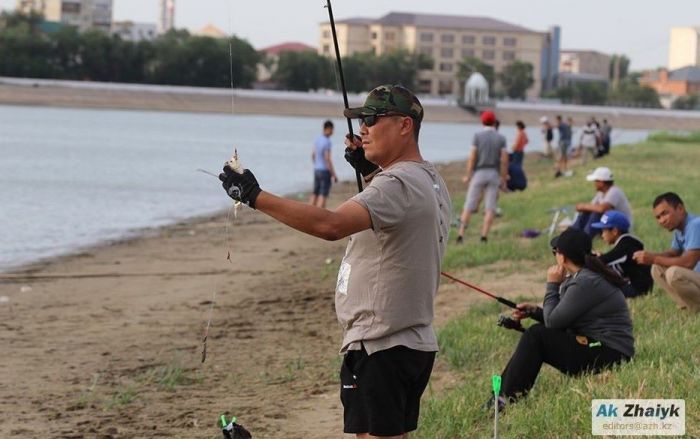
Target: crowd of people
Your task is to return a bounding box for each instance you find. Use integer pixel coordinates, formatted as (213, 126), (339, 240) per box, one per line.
(218, 84), (697, 438)
(540, 115), (614, 178)
(451, 109), (697, 413)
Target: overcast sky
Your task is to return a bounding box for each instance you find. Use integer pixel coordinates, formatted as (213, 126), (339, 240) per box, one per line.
(2, 0), (698, 70)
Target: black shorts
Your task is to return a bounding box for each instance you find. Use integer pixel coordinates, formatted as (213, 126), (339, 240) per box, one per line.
(340, 345), (435, 436)
(313, 170), (332, 196)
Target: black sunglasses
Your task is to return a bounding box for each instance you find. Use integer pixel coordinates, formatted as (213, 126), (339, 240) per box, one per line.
(359, 112), (406, 127)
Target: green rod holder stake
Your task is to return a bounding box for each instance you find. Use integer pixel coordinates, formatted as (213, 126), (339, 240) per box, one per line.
(492, 375), (501, 439)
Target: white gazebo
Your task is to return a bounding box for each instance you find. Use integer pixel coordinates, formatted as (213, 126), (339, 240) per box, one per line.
(463, 72), (490, 105)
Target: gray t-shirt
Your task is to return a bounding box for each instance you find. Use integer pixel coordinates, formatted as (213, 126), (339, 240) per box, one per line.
(544, 268), (634, 358)
(592, 186), (633, 227)
(335, 161), (451, 355)
(472, 128), (506, 170)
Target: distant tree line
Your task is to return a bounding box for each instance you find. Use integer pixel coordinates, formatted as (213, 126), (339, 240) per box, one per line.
(3, 11), (675, 108)
(268, 49), (433, 92)
(0, 11), (434, 92)
(0, 11), (259, 87)
(456, 56), (534, 100)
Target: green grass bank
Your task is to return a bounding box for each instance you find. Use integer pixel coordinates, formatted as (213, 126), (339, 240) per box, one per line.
(419, 134), (700, 438)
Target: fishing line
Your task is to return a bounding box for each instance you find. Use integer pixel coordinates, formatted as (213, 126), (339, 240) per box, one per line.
(201, 0), (238, 364)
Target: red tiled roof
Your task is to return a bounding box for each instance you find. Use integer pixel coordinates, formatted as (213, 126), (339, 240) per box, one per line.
(261, 42), (316, 55)
(332, 12), (539, 34)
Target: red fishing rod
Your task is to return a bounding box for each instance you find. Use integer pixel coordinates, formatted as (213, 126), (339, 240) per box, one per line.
(440, 271), (517, 309)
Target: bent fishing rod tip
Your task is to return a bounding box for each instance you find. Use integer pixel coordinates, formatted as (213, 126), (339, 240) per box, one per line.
(197, 168), (220, 179)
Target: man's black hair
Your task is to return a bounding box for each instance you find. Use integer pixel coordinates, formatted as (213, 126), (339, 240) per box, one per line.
(323, 120), (334, 130)
(653, 192), (684, 208)
(412, 119), (421, 142)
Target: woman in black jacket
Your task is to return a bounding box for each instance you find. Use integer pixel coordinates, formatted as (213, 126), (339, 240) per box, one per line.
(491, 227), (634, 410)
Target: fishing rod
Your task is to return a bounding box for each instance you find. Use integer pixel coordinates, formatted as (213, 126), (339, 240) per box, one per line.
(440, 271), (517, 309)
(324, 0), (363, 193)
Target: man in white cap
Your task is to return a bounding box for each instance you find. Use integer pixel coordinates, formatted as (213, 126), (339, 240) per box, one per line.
(572, 166), (632, 237)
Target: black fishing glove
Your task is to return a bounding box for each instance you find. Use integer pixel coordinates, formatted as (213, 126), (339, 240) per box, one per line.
(344, 134), (379, 178)
(218, 166), (262, 209)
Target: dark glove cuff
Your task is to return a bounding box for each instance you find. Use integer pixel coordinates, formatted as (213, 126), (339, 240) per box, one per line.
(344, 147), (379, 177)
(248, 186), (262, 209)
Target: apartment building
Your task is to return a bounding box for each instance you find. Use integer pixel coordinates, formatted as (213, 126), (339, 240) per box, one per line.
(25, 0), (112, 32)
(640, 66), (700, 98)
(16, 0), (45, 14)
(158, 0), (175, 34)
(558, 50), (611, 86)
(668, 27), (700, 70)
(111, 21), (157, 41)
(318, 12), (558, 97)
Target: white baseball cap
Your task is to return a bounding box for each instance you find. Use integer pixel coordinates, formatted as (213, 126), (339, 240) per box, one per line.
(586, 167), (614, 182)
(540, 116), (548, 123)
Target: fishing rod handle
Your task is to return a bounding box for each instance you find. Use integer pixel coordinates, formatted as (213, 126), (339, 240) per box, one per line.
(497, 297), (518, 309)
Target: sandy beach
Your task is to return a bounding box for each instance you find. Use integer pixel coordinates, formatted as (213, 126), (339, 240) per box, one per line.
(0, 159), (549, 438)
(1, 78), (696, 438)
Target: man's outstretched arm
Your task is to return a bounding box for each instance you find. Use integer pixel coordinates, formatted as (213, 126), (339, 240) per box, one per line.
(255, 192), (371, 241)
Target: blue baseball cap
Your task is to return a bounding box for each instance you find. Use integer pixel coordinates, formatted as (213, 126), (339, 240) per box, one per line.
(591, 210), (630, 232)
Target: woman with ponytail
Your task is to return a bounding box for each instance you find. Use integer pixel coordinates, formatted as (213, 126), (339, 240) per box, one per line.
(488, 227), (634, 411)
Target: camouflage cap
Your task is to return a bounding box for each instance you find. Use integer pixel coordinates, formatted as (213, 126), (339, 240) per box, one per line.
(344, 84), (424, 122)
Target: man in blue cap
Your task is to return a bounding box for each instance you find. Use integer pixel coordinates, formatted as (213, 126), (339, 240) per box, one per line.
(591, 211), (652, 297)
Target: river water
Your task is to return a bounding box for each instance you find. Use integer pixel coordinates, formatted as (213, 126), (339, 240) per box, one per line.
(0, 104), (650, 271)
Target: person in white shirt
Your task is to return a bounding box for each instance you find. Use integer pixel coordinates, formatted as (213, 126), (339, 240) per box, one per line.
(579, 118), (600, 164)
(572, 167), (632, 237)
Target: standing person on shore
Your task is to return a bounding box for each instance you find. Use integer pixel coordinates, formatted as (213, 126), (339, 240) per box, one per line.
(540, 116), (554, 158)
(219, 84), (451, 439)
(599, 119), (613, 157)
(510, 120), (528, 165)
(579, 118), (601, 164)
(555, 115), (572, 178)
(489, 228), (634, 410)
(456, 110), (508, 244)
(633, 192), (700, 311)
(309, 120), (338, 208)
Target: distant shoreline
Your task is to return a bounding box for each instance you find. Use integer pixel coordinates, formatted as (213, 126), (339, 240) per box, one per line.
(1, 77), (699, 130)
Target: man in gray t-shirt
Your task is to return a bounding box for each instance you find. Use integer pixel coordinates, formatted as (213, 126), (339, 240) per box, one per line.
(456, 110), (508, 244)
(573, 166), (632, 237)
(219, 84), (450, 438)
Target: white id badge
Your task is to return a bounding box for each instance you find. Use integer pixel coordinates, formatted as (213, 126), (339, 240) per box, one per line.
(336, 262), (351, 295)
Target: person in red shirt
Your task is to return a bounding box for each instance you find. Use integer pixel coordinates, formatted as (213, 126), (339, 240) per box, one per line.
(510, 120), (528, 165)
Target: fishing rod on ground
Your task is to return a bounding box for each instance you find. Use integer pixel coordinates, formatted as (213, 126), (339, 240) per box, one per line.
(440, 271), (525, 332)
(325, 0), (363, 193)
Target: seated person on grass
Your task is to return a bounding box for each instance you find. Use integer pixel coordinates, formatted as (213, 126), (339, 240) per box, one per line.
(506, 153), (527, 192)
(633, 192), (700, 311)
(487, 228), (634, 411)
(591, 210), (653, 297)
(572, 167), (632, 237)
